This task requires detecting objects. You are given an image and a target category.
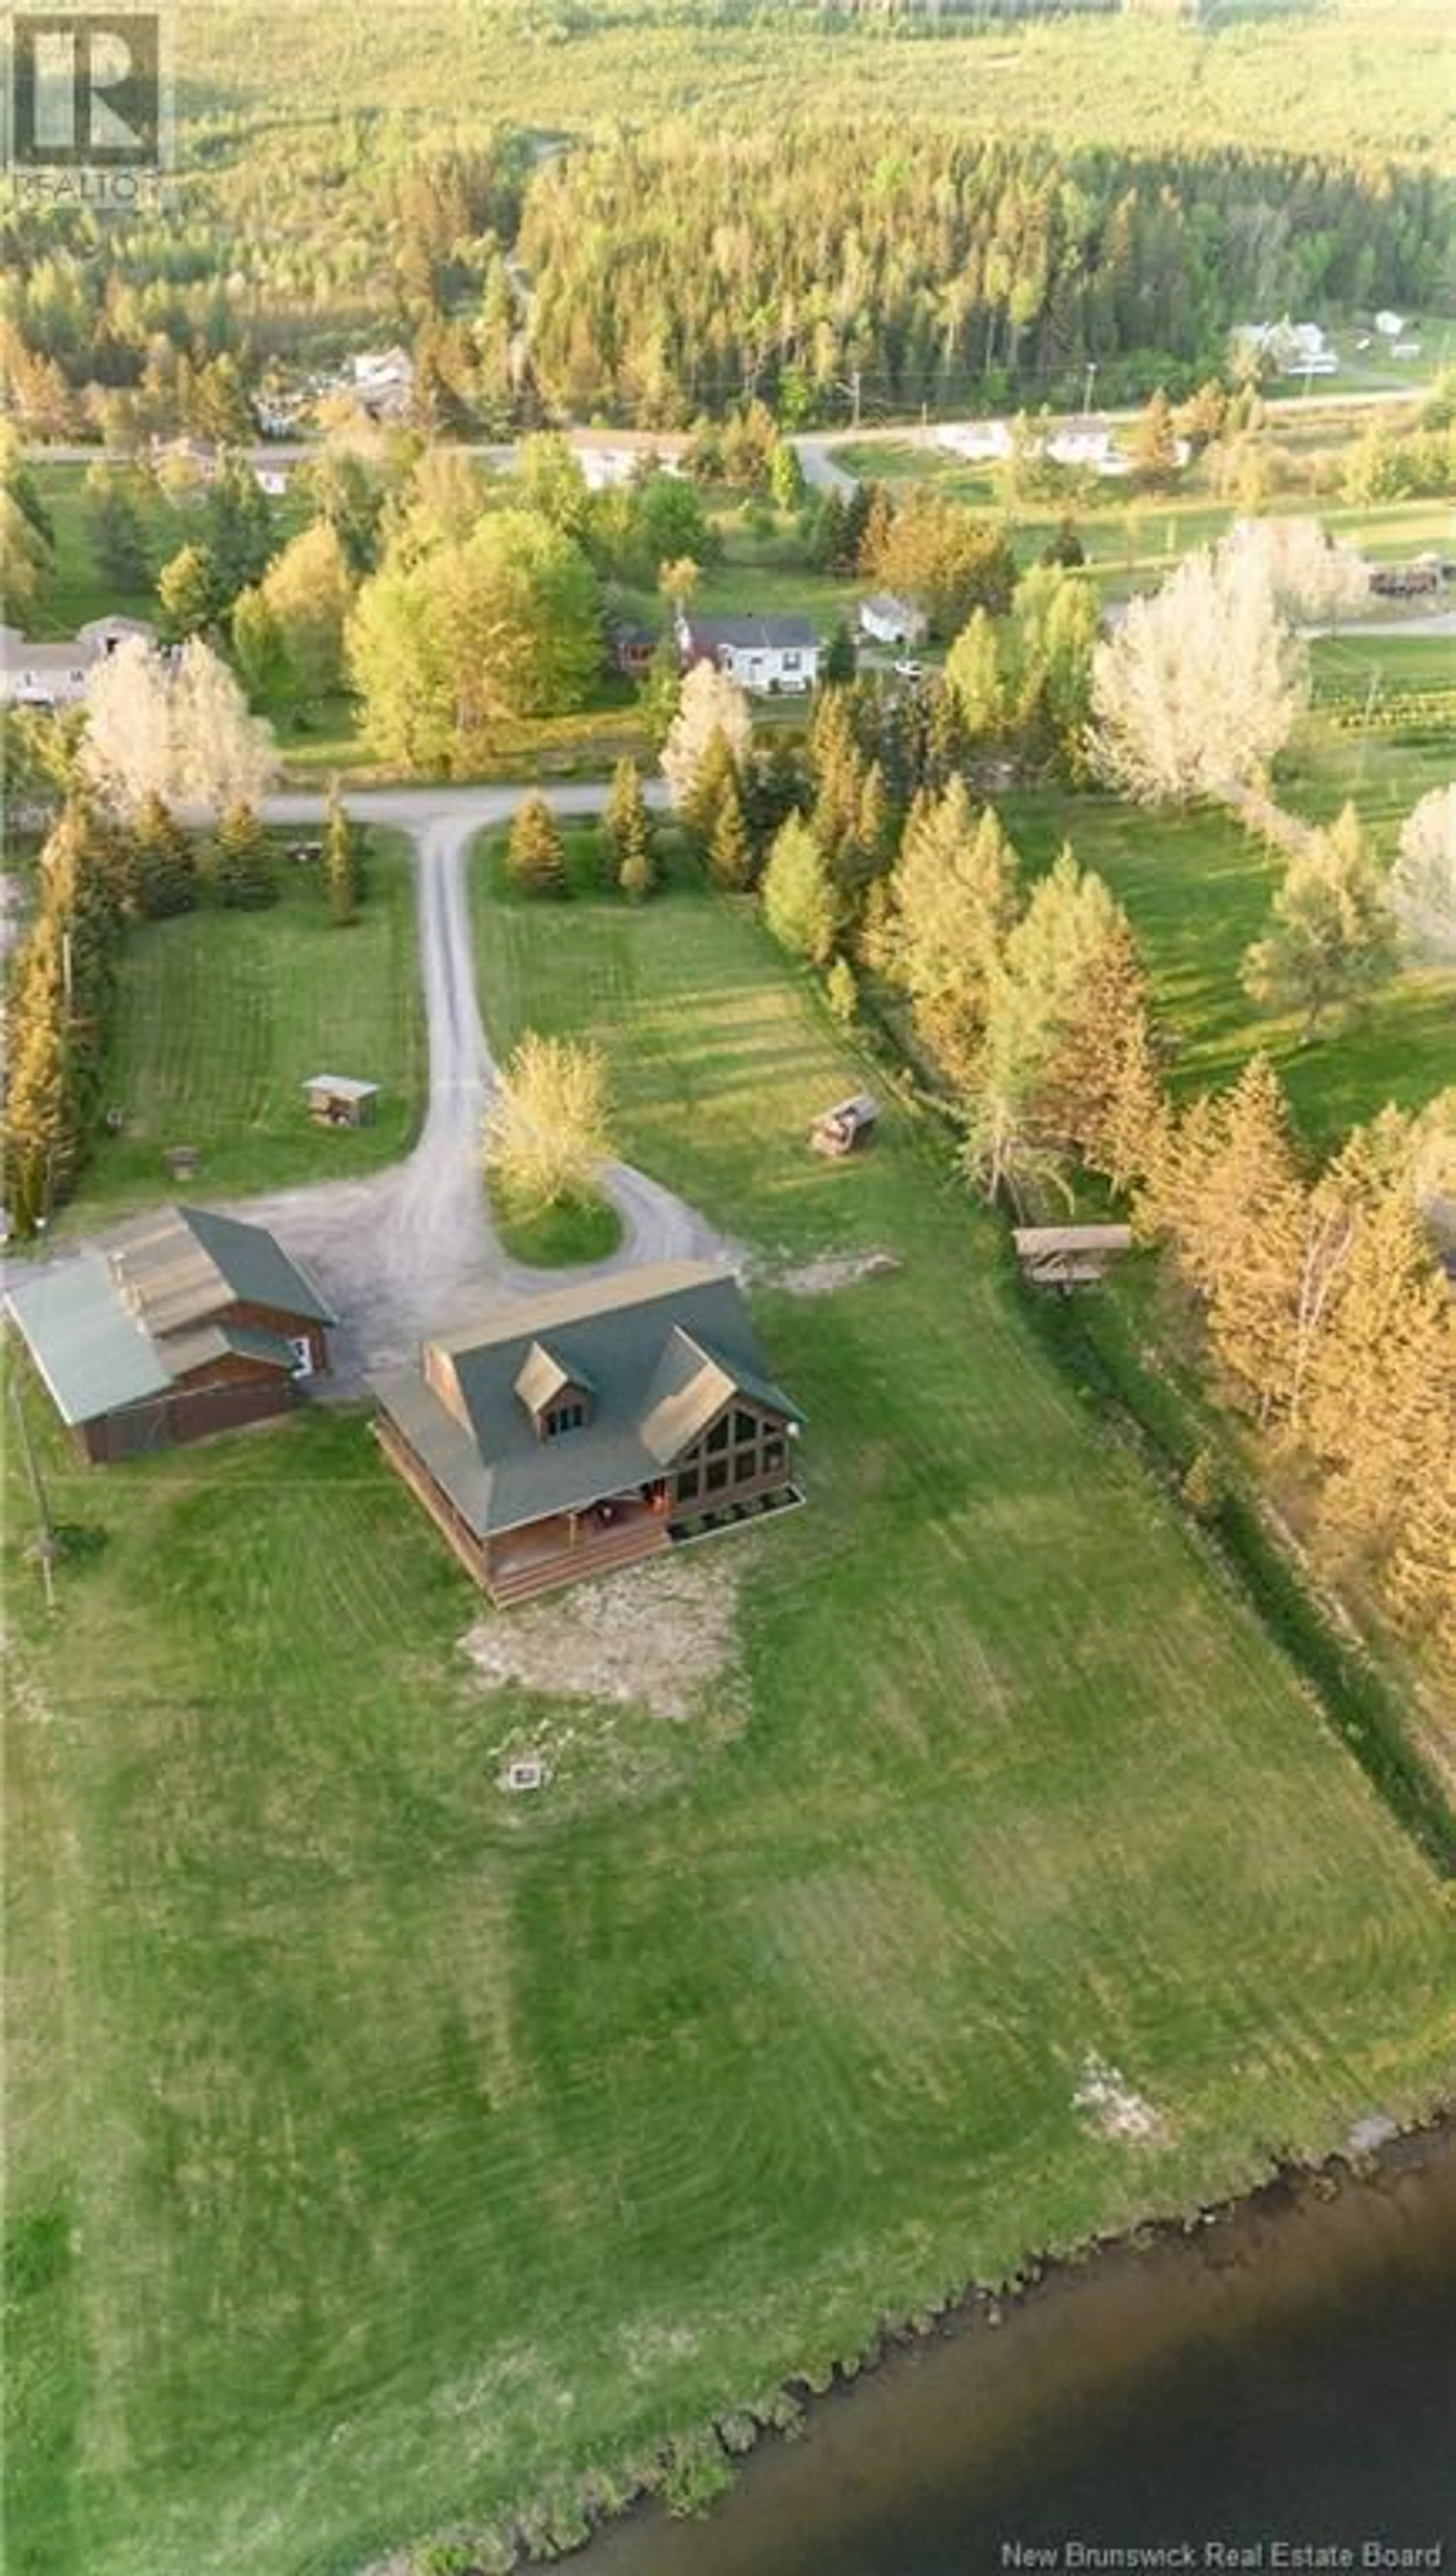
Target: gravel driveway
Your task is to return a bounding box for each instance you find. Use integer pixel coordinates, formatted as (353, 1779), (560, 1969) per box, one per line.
(226, 784), (731, 1389)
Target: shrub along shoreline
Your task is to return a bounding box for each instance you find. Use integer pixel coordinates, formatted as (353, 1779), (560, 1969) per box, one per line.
(405, 2109), (1455, 2572)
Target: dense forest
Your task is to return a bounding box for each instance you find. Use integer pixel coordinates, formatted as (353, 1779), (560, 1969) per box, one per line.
(3, 112), (1451, 441)
(168, 0), (1455, 165)
(519, 128), (1451, 421)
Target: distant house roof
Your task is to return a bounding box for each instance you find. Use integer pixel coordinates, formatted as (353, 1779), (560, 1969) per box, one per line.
(76, 615), (156, 648)
(371, 1262), (801, 1541)
(5, 1207), (335, 1426)
(684, 614), (818, 652)
(303, 1073), (380, 1104)
(860, 593), (921, 623)
(0, 638), (89, 680)
(0, 617), (156, 685)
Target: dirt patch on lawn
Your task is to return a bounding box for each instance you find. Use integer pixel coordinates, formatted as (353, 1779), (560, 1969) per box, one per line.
(1073, 2054), (1172, 2146)
(460, 1551), (741, 1725)
(777, 1249), (901, 1298)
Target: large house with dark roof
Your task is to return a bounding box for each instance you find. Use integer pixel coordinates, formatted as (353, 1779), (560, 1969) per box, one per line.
(370, 1262), (804, 1605)
(675, 607), (819, 694)
(5, 1206), (335, 1462)
(0, 615), (158, 710)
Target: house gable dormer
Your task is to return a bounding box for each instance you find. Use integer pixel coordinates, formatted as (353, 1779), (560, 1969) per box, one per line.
(514, 1339), (593, 1440)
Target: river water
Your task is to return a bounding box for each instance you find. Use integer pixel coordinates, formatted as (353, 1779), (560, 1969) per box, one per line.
(585, 2130), (1456, 2576)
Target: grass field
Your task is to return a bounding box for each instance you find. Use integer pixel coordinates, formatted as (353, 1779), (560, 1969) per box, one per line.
(26, 465), (310, 641)
(998, 696), (1456, 1153)
(487, 1176), (623, 1266)
(51, 831), (424, 1228)
(8, 873), (1454, 2576)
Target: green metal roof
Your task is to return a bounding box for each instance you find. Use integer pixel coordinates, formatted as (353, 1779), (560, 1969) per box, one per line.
(6, 1208), (329, 1430)
(5, 1254), (171, 1425)
(161, 1320), (300, 1378)
(371, 1263), (802, 1541)
(168, 1206), (336, 1326)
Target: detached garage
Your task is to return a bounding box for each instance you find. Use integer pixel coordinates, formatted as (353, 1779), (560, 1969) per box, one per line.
(5, 1204), (336, 1463)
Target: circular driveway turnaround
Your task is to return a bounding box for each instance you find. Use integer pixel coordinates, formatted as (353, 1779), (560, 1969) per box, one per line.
(228, 783), (730, 1389)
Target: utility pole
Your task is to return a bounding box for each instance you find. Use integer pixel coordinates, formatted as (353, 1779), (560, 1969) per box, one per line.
(1083, 359), (1097, 417)
(1358, 665), (1382, 785)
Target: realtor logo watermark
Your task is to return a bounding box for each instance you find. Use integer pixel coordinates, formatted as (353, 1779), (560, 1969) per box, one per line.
(4, 11), (172, 207)
(1000, 2544), (1445, 2572)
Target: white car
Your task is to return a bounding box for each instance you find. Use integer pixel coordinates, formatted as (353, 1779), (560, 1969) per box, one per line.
(893, 657), (923, 681)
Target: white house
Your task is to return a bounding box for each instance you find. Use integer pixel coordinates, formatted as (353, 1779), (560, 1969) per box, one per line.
(350, 346), (414, 421)
(937, 414), (1132, 476)
(935, 421), (1012, 463)
(1374, 310), (1406, 339)
(571, 432), (689, 492)
(1045, 415), (1120, 471)
(858, 593), (927, 648)
(0, 616), (156, 710)
(1234, 320), (1338, 378)
(676, 609), (819, 695)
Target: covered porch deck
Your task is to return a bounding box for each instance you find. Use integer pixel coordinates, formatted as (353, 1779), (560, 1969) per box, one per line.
(487, 1491), (673, 1606)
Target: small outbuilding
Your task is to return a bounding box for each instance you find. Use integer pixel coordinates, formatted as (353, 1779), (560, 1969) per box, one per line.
(1013, 1224), (1133, 1291)
(810, 1094), (880, 1158)
(304, 1074), (380, 1129)
(859, 593), (927, 648)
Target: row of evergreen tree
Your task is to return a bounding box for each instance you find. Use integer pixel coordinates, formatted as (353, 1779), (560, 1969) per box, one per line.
(3, 792), (366, 1235)
(667, 679), (1452, 1657)
(1142, 1066), (1453, 1656)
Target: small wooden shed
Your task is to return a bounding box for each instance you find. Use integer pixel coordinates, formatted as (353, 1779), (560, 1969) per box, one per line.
(1013, 1224), (1133, 1291)
(810, 1094), (879, 1158)
(304, 1074), (380, 1130)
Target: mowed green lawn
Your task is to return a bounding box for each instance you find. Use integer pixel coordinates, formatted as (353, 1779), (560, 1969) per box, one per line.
(26, 463), (311, 640)
(56, 831), (424, 1226)
(1002, 695), (1456, 1152)
(6, 875), (1454, 2576)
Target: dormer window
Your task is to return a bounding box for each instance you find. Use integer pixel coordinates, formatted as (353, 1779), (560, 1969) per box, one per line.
(515, 1337), (593, 1439)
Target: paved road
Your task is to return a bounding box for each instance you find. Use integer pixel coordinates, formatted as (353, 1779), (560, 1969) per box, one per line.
(793, 437), (860, 496)
(27, 377), (1434, 481)
(230, 782), (727, 1390)
(1307, 610), (1456, 639)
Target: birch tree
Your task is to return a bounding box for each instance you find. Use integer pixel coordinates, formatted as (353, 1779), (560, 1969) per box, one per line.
(1089, 546), (1308, 806)
(1390, 783), (1456, 964)
(1219, 517), (1370, 629)
(82, 637), (278, 814)
(660, 660), (751, 812)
